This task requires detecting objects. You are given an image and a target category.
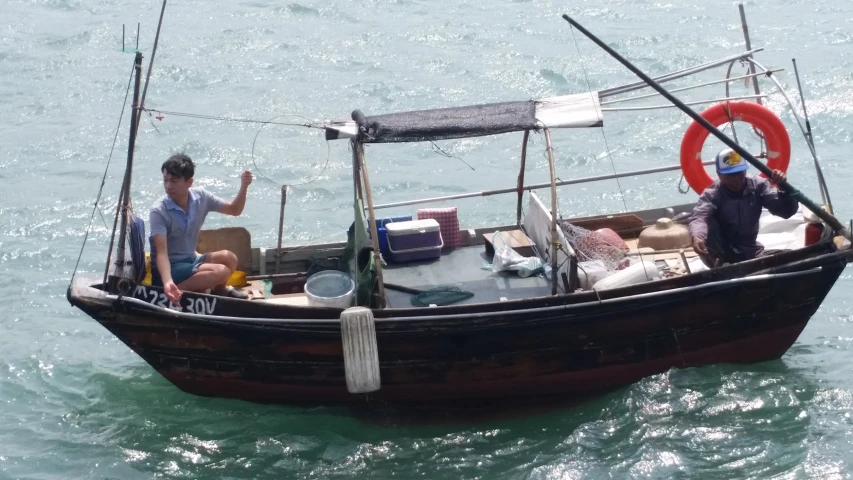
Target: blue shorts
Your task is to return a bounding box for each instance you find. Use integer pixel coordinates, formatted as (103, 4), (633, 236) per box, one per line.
(152, 253), (208, 286)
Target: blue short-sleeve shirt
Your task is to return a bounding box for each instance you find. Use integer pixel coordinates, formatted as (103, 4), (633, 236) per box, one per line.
(149, 187), (226, 263)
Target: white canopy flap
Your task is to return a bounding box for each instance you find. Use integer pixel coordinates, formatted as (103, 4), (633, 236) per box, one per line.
(534, 92), (603, 129)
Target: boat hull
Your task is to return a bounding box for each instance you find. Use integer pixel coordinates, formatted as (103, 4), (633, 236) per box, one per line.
(69, 245), (850, 405)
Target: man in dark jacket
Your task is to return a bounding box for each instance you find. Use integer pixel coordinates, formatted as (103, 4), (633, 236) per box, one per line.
(689, 148), (799, 268)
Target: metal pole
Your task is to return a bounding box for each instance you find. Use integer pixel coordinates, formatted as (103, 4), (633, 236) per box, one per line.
(276, 185), (288, 274)
(372, 160), (715, 211)
(356, 143), (387, 308)
(601, 94), (765, 112)
(792, 58), (832, 212)
(562, 14), (850, 239)
(599, 48), (763, 98)
(105, 51), (143, 286)
(600, 69), (782, 105)
(544, 128), (559, 296)
(738, 4), (763, 105)
(516, 130), (530, 226)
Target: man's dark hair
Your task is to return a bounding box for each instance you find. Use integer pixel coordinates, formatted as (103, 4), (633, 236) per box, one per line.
(161, 153), (195, 180)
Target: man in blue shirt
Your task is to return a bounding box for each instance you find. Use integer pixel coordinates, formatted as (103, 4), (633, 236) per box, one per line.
(149, 154), (253, 304)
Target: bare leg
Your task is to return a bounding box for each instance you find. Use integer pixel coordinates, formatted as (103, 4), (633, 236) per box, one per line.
(202, 250), (239, 290)
(177, 263), (230, 292)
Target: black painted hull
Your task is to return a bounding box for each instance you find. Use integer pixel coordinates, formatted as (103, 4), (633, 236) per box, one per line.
(69, 243), (851, 405)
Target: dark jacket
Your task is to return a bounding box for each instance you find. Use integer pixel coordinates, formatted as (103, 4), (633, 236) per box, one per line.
(689, 176), (799, 259)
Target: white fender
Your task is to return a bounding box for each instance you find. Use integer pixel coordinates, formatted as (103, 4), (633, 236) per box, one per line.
(340, 306), (381, 394)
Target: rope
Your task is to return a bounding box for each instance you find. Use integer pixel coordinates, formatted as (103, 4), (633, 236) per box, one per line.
(568, 25), (630, 213)
(141, 108), (324, 129)
(69, 61), (136, 286)
(410, 286), (474, 307)
(249, 114), (334, 187)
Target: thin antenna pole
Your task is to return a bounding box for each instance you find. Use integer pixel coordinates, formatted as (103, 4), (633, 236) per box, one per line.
(122, 24), (125, 51)
(738, 4), (762, 105)
(136, 22), (140, 50)
(135, 0), (167, 129)
(792, 58), (832, 211)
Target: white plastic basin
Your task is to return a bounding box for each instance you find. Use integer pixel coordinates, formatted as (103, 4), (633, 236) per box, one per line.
(304, 270), (355, 309)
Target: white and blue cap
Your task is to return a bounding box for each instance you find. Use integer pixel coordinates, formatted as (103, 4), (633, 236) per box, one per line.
(715, 148), (748, 175)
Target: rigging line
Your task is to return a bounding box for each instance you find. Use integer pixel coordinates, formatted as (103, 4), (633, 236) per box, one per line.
(250, 114), (334, 187)
(70, 61), (136, 285)
(568, 25), (629, 213)
(429, 141), (475, 171)
(142, 108), (324, 129)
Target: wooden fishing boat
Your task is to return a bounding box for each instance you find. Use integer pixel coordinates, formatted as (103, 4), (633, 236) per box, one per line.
(68, 7), (853, 406)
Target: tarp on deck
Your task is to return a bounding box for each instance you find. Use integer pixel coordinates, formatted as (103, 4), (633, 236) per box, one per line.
(324, 92), (603, 143)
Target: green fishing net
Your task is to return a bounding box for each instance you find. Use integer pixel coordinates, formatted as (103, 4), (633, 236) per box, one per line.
(410, 286), (474, 307)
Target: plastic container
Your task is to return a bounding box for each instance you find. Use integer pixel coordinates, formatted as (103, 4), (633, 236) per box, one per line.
(592, 261), (659, 291)
(385, 219), (444, 263)
(372, 215), (412, 255)
(805, 222), (824, 246)
(304, 270), (355, 309)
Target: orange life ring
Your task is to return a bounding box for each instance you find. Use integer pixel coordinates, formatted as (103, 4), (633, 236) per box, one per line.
(679, 101), (791, 194)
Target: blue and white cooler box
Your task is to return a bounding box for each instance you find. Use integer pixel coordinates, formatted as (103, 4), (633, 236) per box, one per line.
(385, 219), (444, 263)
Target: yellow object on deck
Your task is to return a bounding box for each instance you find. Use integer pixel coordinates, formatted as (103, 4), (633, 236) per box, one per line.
(227, 270), (248, 288)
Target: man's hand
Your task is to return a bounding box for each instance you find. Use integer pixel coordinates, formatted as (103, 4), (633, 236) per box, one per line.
(240, 170), (253, 189)
(769, 169), (786, 185)
(164, 280), (182, 305)
(692, 236), (708, 255)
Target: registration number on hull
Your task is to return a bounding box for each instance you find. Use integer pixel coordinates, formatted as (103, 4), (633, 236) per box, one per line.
(133, 285), (217, 315)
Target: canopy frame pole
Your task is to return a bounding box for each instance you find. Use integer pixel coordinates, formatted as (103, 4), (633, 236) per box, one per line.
(599, 48), (763, 98)
(371, 160), (715, 211)
(516, 130), (530, 226)
(356, 142), (387, 308)
(601, 94), (766, 112)
(600, 69), (782, 106)
(544, 128), (559, 296)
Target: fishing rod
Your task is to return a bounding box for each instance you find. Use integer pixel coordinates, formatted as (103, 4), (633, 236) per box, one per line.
(561, 14), (851, 241)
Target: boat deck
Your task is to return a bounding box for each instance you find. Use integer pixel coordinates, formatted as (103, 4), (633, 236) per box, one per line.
(382, 245), (552, 307)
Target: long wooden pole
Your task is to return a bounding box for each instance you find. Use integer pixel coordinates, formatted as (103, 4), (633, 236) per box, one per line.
(104, 52), (143, 286)
(516, 130), (530, 226)
(562, 14), (851, 240)
(544, 128), (559, 295)
(356, 142), (387, 308)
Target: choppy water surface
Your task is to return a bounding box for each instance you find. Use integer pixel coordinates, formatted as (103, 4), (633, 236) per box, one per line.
(2, 0), (853, 478)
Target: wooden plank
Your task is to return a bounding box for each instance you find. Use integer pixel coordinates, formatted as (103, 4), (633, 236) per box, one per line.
(569, 214), (645, 235)
(483, 229), (536, 257)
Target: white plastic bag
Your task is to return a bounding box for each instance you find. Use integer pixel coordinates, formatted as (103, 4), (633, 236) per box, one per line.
(492, 231), (526, 273)
(491, 231), (545, 277)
